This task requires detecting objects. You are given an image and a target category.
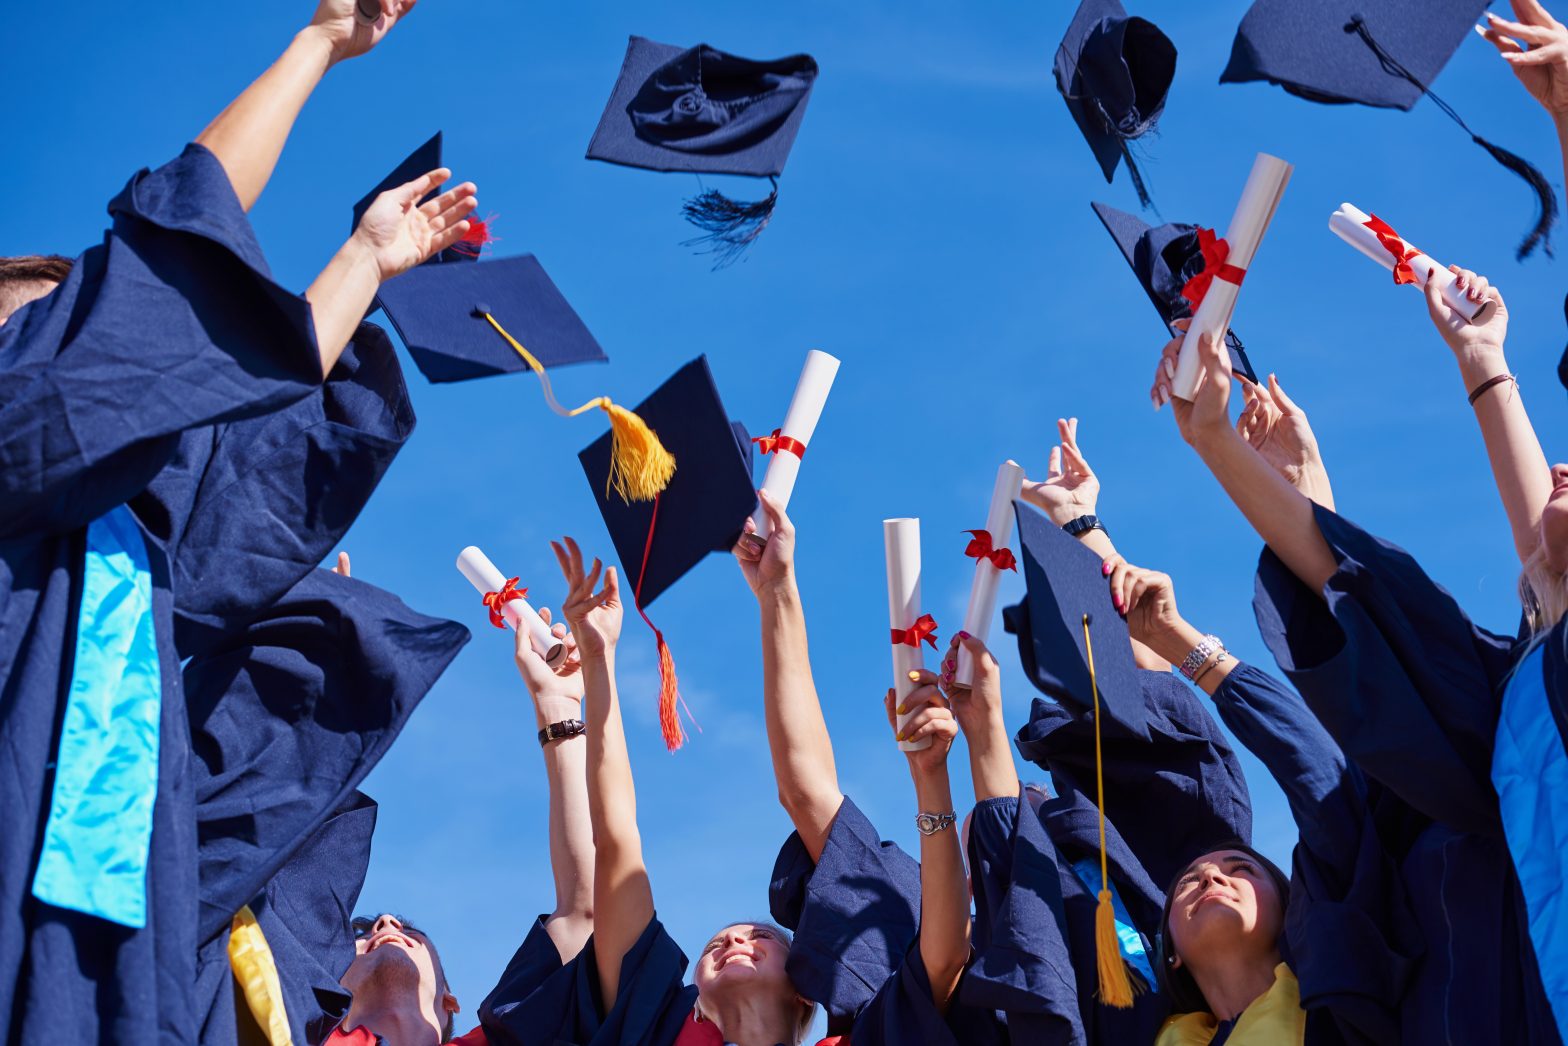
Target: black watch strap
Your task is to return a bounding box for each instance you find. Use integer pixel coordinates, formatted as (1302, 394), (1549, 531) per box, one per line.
(1062, 514), (1107, 539)
(538, 719), (586, 747)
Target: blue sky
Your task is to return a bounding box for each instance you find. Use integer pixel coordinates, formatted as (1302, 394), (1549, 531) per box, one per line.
(6, 0), (1567, 1029)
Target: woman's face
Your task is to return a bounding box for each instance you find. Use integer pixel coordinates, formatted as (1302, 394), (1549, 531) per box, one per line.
(1539, 464), (1568, 575)
(1166, 849), (1283, 970)
(692, 923), (795, 1002)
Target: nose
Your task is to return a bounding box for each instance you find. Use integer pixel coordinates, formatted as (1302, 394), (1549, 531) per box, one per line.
(1198, 864), (1229, 890)
(373, 914), (403, 935)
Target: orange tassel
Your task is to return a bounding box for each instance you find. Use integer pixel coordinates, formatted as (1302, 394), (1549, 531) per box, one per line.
(653, 625), (683, 751)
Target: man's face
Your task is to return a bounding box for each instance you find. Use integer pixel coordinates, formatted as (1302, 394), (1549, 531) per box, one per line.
(0, 279), (60, 327)
(340, 914), (458, 1037)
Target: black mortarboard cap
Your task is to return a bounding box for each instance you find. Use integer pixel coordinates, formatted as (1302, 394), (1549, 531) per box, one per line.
(374, 253), (608, 384)
(1002, 502), (1148, 739)
(586, 35), (819, 266)
(1220, 0), (1556, 258)
(1054, 0), (1177, 209)
(1092, 201), (1258, 383)
(352, 132), (488, 264)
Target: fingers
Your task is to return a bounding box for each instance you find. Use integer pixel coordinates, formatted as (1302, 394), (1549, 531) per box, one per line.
(1060, 417), (1093, 476)
(1487, 11), (1558, 41)
(903, 710), (959, 748)
(1104, 556), (1129, 613)
(1152, 332), (1183, 408)
(538, 606), (552, 626)
(394, 167), (450, 207)
(550, 540), (573, 584)
(419, 181), (478, 218)
(602, 565), (620, 606)
(733, 517), (764, 562)
(941, 629), (996, 690)
(583, 558), (603, 598)
(1046, 444), (1064, 481)
(1509, 0), (1558, 27)
(425, 221), (473, 258)
(1504, 41), (1568, 64)
(333, 550), (351, 576)
(939, 637), (960, 688)
(884, 688), (898, 732)
(1267, 373), (1301, 416)
(756, 487), (793, 538)
(1424, 265), (1456, 326)
(896, 701), (954, 744)
(1481, 24), (1529, 54)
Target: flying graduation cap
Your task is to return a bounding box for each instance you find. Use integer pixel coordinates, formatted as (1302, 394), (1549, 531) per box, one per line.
(361, 136), (675, 504)
(586, 35), (819, 267)
(1054, 0), (1178, 209)
(579, 356), (757, 750)
(1220, 0), (1557, 258)
(1091, 201), (1259, 383)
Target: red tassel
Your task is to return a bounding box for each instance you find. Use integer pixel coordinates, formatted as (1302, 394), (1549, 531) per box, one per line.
(652, 624), (683, 751)
(452, 213), (499, 257)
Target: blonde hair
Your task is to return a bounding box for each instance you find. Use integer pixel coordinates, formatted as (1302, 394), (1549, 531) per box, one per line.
(1519, 545), (1568, 635)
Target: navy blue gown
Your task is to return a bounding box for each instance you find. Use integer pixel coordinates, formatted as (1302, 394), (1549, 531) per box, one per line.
(1252, 503), (1563, 1044)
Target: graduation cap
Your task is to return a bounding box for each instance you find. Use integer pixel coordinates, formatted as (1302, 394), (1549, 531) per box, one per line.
(578, 356), (756, 749)
(1001, 500), (1148, 1008)
(1092, 201), (1258, 383)
(1220, 0), (1556, 258)
(586, 35), (819, 267)
(352, 132), (494, 263)
(375, 252), (674, 503)
(1054, 0), (1177, 208)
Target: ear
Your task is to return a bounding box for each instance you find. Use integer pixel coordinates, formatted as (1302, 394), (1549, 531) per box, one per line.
(442, 991), (461, 1016)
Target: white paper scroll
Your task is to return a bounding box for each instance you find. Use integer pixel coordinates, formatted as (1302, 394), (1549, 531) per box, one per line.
(455, 546), (566, 666)
(1173, 153), (1294, 401)
(754, 350), (841, 540)
(1328, 203), (1495, 324)
(954, 461), (1025, 688)
(884, 518), (933, 753)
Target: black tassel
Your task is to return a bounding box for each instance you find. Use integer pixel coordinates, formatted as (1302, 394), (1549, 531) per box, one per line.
(1346, 15), (1557, 259)
(1469, 134), (1557, 260)
(1118, 138), (1156, 211)
(1557, 293), (1568, 394)
(680, 177), (778, 269)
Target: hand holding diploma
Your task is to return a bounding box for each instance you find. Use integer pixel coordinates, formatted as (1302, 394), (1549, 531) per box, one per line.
(457, 546), (568, 667)
(1329, 203), (1497, 323)
(753, 350), (841, 541)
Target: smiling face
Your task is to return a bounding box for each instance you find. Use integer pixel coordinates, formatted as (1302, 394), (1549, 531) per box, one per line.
(340, 913), (458, 1039)
(693, 923), (793, 995)
(1165, 849), (1284, 971)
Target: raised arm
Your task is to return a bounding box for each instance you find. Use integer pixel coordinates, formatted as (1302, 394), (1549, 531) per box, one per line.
(513, 607), (594, 964)
(195, 0), (417, 211)
(553, 537), (649, 1011)
(884, 672), (969, 1013)
(941, 632), (1018, 804)
(733, 492), (843, 862)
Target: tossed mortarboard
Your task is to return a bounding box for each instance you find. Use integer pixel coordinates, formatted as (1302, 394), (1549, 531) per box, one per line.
(587, 35), (819, 266)
(352, 132), (492, 263)
(1092, 201), (1259, 383)
(1002, 502), (1148, 740)
(578, 355), (756, 749)
(1220, 0), (1556, 258)
(1054, 0), (1177, 209)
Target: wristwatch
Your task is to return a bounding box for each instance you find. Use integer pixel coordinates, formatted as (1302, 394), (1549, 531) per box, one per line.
(915, 811), (957, 836)
(538, 719), (587, 747)
(1062, 514), (1107, 540)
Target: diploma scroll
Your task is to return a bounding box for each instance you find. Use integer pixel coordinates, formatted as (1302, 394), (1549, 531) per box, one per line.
(1328, 203), (1495, 324)
(754, 350), (841, 540)
(1173, 153), (1293, 401)
(884, 518), (933, 753)
(955, 461), (1025, 688)
(455, 546), (567, 667)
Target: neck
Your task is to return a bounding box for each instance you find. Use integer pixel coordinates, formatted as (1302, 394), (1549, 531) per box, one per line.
(702, 993), (796, 1046)
(342, 995), (442, 1046)
(1188, 948), (1280, 1023)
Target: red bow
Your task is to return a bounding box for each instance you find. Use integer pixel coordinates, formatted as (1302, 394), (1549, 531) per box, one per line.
(1180, 228), (1247, 310)
(891, 613), (940, 650)
(964, 530), (1017, 572)
(482, 576), (527, 629)
(1363, 214), (1421, 286)
(753, 428), (807, 459)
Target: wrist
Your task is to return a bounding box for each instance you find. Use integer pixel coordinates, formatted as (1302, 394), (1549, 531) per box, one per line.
(1455, 345), (1508, 385)
(1148, 619), (1206, 666)
(293, 25), (340, 70)
(337, 233), (384, 284)
(756, 573), (800, 606)
(533, 694), (583, 727)
(1189, 421), (1243, 457)
(911, 765), (953, 806)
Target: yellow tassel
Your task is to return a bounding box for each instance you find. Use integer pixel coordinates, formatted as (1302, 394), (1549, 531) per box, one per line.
(1084, 614), (1138, 1010)
(228, 905), (294, 1046)
(480, 311), (676, 503)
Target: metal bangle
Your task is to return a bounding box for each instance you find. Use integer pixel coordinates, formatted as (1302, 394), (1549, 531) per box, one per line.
(1179, 635), (1223, 680)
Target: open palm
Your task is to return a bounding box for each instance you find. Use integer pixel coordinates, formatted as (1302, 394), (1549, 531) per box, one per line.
(354, 168), (478, 282)
(1484, 1), (1568, 117)
(552, 537), (623, 659)
(1021, 417), (1100, 526)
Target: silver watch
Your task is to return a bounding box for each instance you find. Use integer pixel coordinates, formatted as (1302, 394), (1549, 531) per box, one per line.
(915, 811), (957, 836)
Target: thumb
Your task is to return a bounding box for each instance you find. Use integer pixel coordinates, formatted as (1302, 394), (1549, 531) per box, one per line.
(1268, 373), (1302, 416)
(1423, 266), (1452, 326)
(954, 630), (997, 677)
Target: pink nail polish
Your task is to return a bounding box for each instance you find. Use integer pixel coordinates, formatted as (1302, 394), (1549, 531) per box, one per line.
(1102, 562), (1112, 576)
(1113, 595), (1123, 610)
(958, 630), (971, 640)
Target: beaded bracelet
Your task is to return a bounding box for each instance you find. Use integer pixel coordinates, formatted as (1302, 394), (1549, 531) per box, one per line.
(1179, 635), (1224, 681)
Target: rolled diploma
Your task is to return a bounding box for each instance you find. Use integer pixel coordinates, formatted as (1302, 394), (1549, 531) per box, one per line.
(955, 461), (1025, 688)
(884, 518), (932, 753)
(1328, 203), (1494, 324)
(455, 546), (566, 666)
(1173, 153), (1293, 401)
(754, 350), (842, 540)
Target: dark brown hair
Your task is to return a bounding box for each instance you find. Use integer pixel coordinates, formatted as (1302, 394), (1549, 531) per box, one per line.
(0, 255), (73, 286)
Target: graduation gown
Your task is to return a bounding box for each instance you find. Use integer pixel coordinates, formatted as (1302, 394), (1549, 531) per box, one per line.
(0, 144), (415, 1044)
(1253, 504), (1563, 1044)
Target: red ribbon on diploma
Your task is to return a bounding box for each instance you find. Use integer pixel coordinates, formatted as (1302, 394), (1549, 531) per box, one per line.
(891, 613), (940, 650)
(1180, 228), (1247, 311)
(964, 530), (1018, 572)
(483, 577), (527, 629)
(1363, 215), (1421, 286)
(753, 428), (807, 459)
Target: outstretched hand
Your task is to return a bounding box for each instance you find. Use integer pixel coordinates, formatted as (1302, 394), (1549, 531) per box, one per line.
(1105, 559), (1185, 656)
(1164, 327), (1236, 448)
(308, 0), (418, 65)
(1482, 1), (1568, 118)
(514, 606), (585, 703)
(1424, 265), (1508, 365)
(1021, 418), (1100, 526)
(886, 670), (958, 775)
(732, 489), (796, 596)
(353, 168), (478, 282)
(552, 537), (622, 659)
(1236, 374), (1333, 509)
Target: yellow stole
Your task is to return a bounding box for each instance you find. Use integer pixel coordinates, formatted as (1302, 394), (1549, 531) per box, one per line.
(1155, 963), (1305, 1046)
(228, 905), (293, 1046)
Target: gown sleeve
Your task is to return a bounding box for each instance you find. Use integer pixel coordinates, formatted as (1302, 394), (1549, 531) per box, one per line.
(1252, 503), (1517, 837)
(849, 943), (1005, 1046)
(189, 568), (470, 943)
(0, 143), (322, 540)
(477, 915), (568, 1033)
(767, 794), (922, 1033)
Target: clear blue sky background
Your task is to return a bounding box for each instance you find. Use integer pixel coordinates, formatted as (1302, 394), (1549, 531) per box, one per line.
(6, 0), (1567, 1031)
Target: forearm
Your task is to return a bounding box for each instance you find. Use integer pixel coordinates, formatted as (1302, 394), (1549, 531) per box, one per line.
(303, 238), (382, 379)
(758, 580), (843, 856)
(535, 694), (594, 940)
(195, 28), (336, 211)
(1457, 348), (1551, 562)
(1143, 619), (1240, 697)
(1556, 113), (1568, 197)
(913, 769), (969, 1013)
(963, 711), (1020, 802)
(1192, 429), (1339, 595)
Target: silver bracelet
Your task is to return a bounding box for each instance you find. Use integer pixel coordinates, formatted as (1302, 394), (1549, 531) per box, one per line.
(1179, 635), (1224, 680)
(915, 811), (957, 836)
